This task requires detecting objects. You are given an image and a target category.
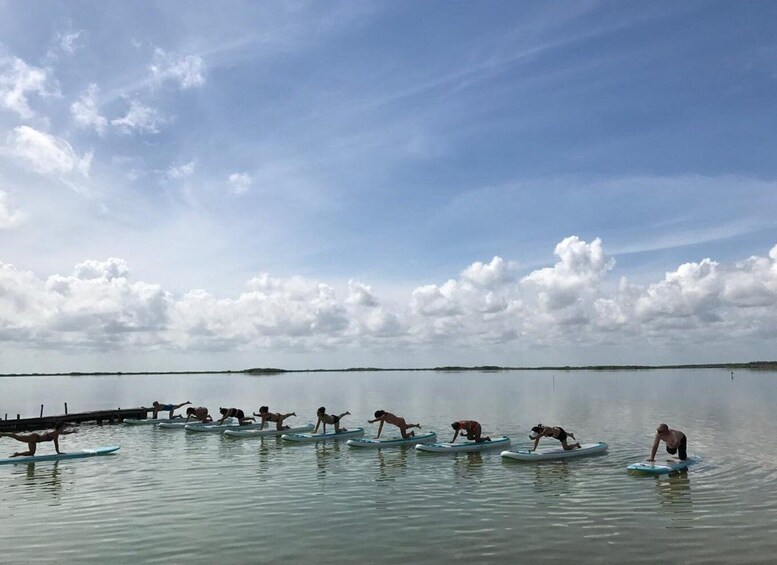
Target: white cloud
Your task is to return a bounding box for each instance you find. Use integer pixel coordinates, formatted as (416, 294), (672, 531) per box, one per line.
(228, 172), (252, 194)
(111, 99), (163, 134)
(150, 48), (206, 89)
(0, 56), (58, 118)
(58, 30), (83, 54)
(2, 239), (777, 358)
(0, 190), (24, 229)
(7, 126), (92, 177)
(461, 256), (510, 287)
(168, 160), (197, 179)
(71, 84), (107, 134)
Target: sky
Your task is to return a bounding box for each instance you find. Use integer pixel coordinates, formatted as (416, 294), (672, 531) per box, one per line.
(1, 1), (777, 372)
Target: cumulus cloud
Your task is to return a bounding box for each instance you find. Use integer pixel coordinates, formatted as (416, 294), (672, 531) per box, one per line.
(228, 172), (252, 194)
(7, 126), (92, 177)
(2, 238), (777, 359)
(0, 190), (24, 229)
(0, 56), (58, 118)
(150, 48), (206, 89)
(71, 84), (107, 134)
(111, 99), (163, 134)
(167, 160), (196, 179)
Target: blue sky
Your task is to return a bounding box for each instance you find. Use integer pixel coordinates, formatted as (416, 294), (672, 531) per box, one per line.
(1, 1), (777, 372)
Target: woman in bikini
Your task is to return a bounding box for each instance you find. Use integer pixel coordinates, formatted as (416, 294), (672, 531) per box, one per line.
(529, 424), (581, 451)
(217, 407), (254, 425)
(450, 420), (490, 443)
(314, 407), (350, 434)
(0, 422), (77, 457)
(253, 406), (297, 430)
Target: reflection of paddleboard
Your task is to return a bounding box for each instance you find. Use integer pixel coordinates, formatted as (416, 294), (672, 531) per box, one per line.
(0, 446), (120, 465)
(224, 424), (314, 438)
(281, 428), (365, 443)
(501, 442), (608, 461)
(415, 436), (510, 453)
(627, 455), (700, 474)
(123, 418), (182, 425)
(347, 432), (437, 448)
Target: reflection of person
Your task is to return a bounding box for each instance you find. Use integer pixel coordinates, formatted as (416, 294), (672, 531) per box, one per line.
(0, 423), (77, 457)
(253, 406), (297, 430)
(315, 407), (350, 434)
(368, 410), (421, 439)
(450, 420), (490, 443)
(529, 424), (581, 451)
(185, 406), (212, 423)
(217, 407), (254, 425)
(151, 400), (191, 419)
(650, 423), (687, 461)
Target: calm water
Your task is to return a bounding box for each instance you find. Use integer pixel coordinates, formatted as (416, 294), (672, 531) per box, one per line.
(1, 369), (776, 564)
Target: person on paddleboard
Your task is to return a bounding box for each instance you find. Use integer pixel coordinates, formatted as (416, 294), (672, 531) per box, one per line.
(529, 424), (581, 451)
(315, 407), (350, 434)
(0, 422), (77, 457)
(368, 410), (421, 439)
(253, 406), (297, 430)
(185, 406), (212, 423)
(151, 400), (191, 419)
(649, 423), (687, 461)
(450, 420), (490, 443)
(217, 407), (254, 425)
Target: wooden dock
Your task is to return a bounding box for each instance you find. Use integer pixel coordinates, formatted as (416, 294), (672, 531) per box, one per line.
(0, 407), (150, 432)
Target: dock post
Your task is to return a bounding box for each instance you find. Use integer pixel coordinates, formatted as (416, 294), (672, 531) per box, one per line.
(65, 402), (68, 415)
(40, 404), (44, 418)
(17, 414), (20, 419)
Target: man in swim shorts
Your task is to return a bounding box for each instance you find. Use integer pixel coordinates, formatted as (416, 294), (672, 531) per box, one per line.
(0, 422), (77, 457)
(450, 420), (490, 443)
(649, 423), (688, 461)
(314, 407), (351, 434)
(368, 410), (421, 439)
(185, 406), (212, 423)
(151, 400), (191, 419)
(253, 406), (297, 430)
(217, 407), (254, 425)
(529, 424), (581, 451)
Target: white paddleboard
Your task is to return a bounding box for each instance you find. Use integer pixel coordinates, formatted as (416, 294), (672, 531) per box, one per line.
(123, 418), (183, 425)
(281, 428), (365, 443)
(184, 421), (263, 433)
(347, 432), (437, 448)
(415, 436), (511, 453)
(0, 446), (120, 465)
(224, 424), (314, 438)
(627, 455), (699, 474)
(501, 442), (608, 461)
(157, 420), (211, 429)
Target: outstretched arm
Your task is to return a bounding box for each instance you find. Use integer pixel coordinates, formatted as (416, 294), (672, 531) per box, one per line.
(314, 417), (321, 434)
(376, 420), (384, 439)
(450, 430), (460, 443)
(649, 434), (660, 461)
(529, 436), (541, 451)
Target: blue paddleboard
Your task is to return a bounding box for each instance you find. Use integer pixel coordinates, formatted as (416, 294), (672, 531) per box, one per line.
(282, 428), (365, 442)
(347, 431), (437, 448)
(0, 446), (120, 465)
(627, 455), (699, 474)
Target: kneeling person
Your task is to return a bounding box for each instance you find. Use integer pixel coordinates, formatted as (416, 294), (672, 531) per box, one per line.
(529, 424), (581, 451)
(253, 406), (297, 430)
(450, 420), (490, 443)
(315, 407), (350, 434)
(369, 410), (421, 439)
(650, 423), (687, 461)
(0, 422), (77, 457)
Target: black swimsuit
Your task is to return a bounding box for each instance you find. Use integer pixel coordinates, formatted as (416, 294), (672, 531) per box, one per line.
(553, 428), (568, 443)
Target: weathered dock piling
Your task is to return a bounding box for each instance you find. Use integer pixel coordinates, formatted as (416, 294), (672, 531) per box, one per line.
(0, 407), (150, 432)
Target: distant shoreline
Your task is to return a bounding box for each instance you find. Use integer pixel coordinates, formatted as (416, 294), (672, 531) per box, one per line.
(2, 360), (776, 377)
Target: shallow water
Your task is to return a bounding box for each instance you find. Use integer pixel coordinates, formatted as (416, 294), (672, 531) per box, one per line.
(1, 369), (776, 564)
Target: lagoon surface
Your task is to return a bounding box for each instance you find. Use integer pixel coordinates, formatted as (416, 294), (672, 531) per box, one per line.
(1, 369), (776, 564)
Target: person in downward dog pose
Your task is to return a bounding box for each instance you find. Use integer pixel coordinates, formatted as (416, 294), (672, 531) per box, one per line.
(217, 407), (255, 425)
(314, 407), (350, 434)
(151, 400), (191, 419)
(529, 424), (581, 451)
(368, 410), (421, 439)
(649, 423), (688, 461)
(0, 422), (77, 457)
(185, 406), (212, 423)
(450, 420), (490, 443)
(253, 406), (297, 430)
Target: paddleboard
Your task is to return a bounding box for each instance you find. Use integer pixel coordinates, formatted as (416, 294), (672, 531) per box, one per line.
(281, 428), (365, 443)
(185, 422), (264, 433)
(224, 424), (314, 438)
(627, 456), (699, 474)
(0, 446), (120, 465)
(347, 432), (437, 448)
(157, 420), (211, 429)
(415, 436), (511, 453)
(123, 418), (183, 425)
(501, 442), (608, 462)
